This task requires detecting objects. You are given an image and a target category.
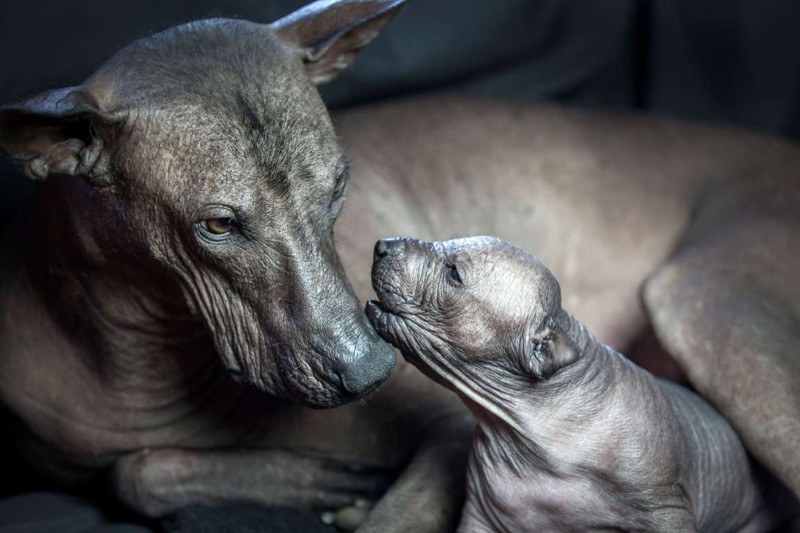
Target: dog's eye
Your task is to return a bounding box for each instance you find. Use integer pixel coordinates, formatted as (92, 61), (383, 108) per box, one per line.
(447, 264), (463, 285)
(332, 161), (349, 200)
(202, 217), (235, 235)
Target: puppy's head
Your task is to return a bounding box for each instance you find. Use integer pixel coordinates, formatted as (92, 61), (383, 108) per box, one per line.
(367, 236), (581, 395)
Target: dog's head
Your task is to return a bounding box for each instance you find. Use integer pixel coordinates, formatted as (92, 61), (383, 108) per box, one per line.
(0, 1), (407, 407)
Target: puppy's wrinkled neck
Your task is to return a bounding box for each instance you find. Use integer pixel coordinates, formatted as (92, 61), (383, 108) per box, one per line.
(464, 309), (621, 466)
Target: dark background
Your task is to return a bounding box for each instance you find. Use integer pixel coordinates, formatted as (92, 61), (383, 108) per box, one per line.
(1, 1), (800, 531)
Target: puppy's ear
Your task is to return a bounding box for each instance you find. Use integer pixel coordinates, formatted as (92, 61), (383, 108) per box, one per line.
(0, 87), (118, 186)
(523, 315), (580, 380)
(271, 0), (407, 84)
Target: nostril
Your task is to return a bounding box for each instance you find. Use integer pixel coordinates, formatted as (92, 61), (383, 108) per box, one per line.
(374, 240), (388, 259)
(374, 238), (405, 260)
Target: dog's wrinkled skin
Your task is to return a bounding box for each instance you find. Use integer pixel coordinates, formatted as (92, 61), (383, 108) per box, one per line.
(0, 1), (472, 528)
(1, 0), (800, 529)
(0, 1), (404, 410)
(369, 236), (795, 532)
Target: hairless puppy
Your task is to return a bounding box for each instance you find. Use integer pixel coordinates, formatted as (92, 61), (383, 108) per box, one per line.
(368, 236), (795, 532)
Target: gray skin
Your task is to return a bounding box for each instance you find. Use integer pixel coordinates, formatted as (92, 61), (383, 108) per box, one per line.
(1, 0), (800, 530)
(367, 236), (793, 532)
(0, 0), (471, 528)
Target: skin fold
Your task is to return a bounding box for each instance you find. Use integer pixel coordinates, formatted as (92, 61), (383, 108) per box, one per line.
(368, 236), (795, 532)
(0, 0), (798, 530)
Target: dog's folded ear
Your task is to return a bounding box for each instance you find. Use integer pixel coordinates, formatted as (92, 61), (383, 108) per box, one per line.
(271, 0), (407, 84)
(0, 87), (119, 186)
(523, 315), (581, 380)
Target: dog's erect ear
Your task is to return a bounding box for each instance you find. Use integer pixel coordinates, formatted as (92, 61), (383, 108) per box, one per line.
(271, 0), (407, 84)
(523, 315), (580, 380)
(0, 87), (118, 186)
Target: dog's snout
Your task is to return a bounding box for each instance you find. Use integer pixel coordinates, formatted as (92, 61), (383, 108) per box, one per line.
(337, 340), (396, 396)
(374, 238), (406, 260)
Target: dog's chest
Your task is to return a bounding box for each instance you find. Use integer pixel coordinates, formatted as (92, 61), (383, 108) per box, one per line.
(0, 309), (244, 476)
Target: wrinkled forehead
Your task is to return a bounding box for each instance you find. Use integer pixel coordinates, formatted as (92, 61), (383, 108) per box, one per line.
(116, 99), (341, 208)
(442, 237), (549, 277)
(442, 236), (560, 319)
(442, 236), (528, 263)
(92, 19), (342, 204)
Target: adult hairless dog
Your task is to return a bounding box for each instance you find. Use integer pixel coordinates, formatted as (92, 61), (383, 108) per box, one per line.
(368, 236), (793, 531)
(0, 0), (799, 530)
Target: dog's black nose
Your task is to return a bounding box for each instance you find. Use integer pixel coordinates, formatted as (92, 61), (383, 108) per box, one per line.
(338, 339), (396, 397)
(374, 238), (406, 260)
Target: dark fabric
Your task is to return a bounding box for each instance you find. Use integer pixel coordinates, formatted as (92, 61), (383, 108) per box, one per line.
(163, 505), (334, 533)
(0, 493), (149, 533)
(647, 0), (800, 137)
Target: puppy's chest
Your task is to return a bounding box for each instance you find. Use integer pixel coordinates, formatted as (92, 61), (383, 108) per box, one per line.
(467, 448), (632, 532)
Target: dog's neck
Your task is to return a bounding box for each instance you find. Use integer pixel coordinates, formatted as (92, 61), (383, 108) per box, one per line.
(23, 183), (222, 400)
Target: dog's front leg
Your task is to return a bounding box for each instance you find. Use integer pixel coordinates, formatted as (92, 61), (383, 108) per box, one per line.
(356, 411), (474, 533)
(112, 447), (389, 518)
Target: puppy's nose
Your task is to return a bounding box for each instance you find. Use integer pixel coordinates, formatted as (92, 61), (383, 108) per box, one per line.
(374, 238), (406, 260)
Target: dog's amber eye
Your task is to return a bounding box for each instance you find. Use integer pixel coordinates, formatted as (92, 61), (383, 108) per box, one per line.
(333, 174), (346, 197)
(203, 217), (235, 235)
(332, 160), (349, 200)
